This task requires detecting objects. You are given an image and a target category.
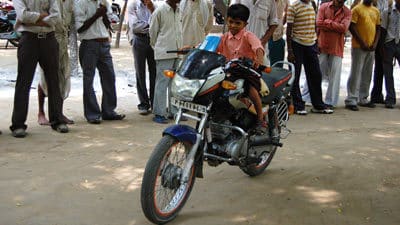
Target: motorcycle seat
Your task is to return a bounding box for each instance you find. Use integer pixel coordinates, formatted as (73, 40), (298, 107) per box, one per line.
(261, 67), (292, 104)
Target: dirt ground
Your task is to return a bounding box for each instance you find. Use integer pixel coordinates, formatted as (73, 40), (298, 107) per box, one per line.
(0, 38), (400, 225)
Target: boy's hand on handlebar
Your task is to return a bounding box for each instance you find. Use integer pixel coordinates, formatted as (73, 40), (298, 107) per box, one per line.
(253, 62), (261, 69)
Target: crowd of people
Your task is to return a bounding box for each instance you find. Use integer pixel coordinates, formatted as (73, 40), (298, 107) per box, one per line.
(4, 0), (399, 138)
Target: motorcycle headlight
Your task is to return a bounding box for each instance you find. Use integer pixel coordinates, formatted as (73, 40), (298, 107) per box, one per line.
(171, 74), (205, 101)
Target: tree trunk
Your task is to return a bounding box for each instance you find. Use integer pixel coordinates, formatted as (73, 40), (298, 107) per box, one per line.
(114, 0), (128, 48)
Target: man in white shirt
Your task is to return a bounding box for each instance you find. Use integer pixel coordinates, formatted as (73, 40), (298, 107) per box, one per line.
(37, 0), (75, 126)
(75, 0), (125, 124)
(11, 0), (69, 138)
(128, 0), (156, 115)
(180, 0), (213, 46)
(149, 0), (182, 123)
(231, 0), (279, 65)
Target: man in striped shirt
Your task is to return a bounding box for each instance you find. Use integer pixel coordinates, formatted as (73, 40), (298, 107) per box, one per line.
(286, 0), (333, 115)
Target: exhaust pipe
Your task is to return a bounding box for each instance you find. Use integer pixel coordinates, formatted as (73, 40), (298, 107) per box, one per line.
(249, 134), (283, 147)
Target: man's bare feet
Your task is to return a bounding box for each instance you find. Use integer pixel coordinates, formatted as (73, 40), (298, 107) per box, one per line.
(62, 115), (74, 124)
(38, 113), (50, 125)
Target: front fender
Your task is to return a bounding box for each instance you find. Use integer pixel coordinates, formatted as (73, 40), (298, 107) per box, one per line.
(163, 125), (198, 144)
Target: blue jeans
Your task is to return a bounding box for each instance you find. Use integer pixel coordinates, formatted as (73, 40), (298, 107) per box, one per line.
(79, 40), (118, 120)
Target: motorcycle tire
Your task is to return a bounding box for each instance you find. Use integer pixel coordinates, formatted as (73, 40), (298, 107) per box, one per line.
(241, 107), (281, 176)
(240, 146), (277, 176)
(141, 135), (196, 224)
(9, 39), (18, 47)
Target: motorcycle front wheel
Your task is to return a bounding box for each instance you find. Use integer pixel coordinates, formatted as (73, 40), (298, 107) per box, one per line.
(141, 135), (196, 224)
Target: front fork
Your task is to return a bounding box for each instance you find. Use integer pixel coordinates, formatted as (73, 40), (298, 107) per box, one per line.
(181, 133), (202, 182)
(173, 105), (212, 181)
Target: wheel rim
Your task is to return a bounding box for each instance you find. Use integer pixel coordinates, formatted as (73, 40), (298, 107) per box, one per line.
(153, 142), (194, 216)
(254, 150), (274, 169)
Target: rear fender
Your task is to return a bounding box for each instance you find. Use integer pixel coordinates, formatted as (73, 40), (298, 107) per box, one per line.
(163, 124), (198, 145)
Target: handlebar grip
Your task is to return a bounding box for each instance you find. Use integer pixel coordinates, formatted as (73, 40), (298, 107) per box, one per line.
(258, 65), (267, 71)
(166, 50), (190, 54)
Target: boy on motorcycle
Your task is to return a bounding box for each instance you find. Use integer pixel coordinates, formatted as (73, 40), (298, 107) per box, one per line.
(216, 3), (267, 133)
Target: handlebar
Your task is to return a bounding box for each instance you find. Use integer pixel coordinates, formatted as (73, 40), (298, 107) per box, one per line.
(225, 58), (269, 78)
(166, 49), (191, 54)
(225, 59), (295, 86)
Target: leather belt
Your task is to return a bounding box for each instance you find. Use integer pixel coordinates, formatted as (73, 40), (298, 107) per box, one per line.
(88, 38), (110, 43)
(22, 31), (55, 39)
(134, 33), (149, 38)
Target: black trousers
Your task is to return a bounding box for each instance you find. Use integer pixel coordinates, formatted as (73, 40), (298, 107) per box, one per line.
(370, 48), (385, 103)
(371, 40), (398, 104)
(291, 41), (325, 110)
(10, 32), (64, 131)
(132, 35), (156, 108)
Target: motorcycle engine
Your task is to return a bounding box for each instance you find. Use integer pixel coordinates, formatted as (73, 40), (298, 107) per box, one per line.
(210, 120), (231, 140)
(209, 120), (247, 160)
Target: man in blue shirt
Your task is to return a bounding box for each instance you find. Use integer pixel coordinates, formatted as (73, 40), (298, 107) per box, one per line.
(128, 0), (156, 115)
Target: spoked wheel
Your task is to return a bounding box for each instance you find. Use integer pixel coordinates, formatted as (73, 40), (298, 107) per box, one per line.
(241, 108), (281, 177)
(240, 146), (277, 176)
(141, 135), (196, 224)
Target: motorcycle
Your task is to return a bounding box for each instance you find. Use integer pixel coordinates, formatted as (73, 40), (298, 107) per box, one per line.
(140, 35), (295, 224)
(0, 7), (19, 48)
(110, 0), (121, 24)
(213, 0), (226, 25)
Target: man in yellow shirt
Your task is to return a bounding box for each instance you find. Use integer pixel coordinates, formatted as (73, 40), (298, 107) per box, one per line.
(344, 0), (381, 111)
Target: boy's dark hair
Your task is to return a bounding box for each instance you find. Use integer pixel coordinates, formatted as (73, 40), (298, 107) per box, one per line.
(227, 4), (250, 22)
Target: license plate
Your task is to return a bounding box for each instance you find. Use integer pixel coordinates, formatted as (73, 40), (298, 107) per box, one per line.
(171, 97), (207, 114)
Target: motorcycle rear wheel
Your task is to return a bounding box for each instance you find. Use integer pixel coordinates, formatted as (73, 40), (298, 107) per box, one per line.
(141, 135), (196, 224)
(240, 146), (277, 176)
